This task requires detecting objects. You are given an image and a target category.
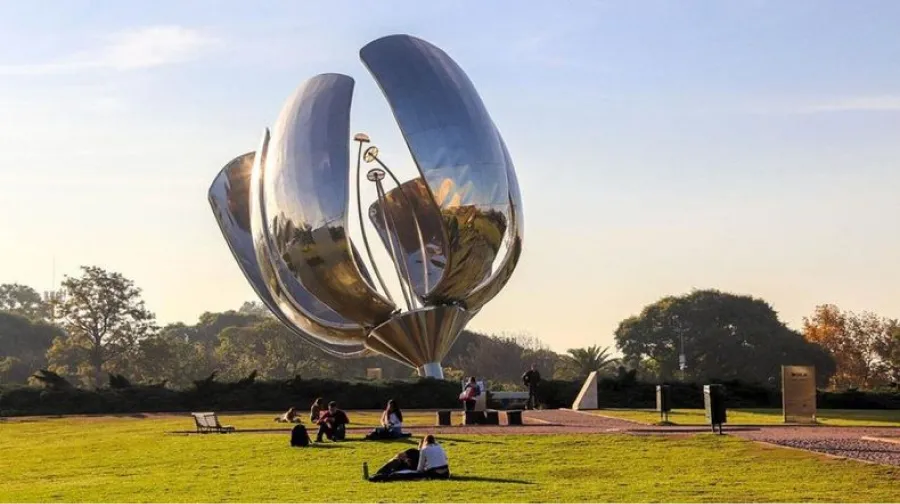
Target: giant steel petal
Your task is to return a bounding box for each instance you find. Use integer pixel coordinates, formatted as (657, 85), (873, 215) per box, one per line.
(208, 150), (371, 357)
(263, 73), (396, 326)
(463, 135), (524, 312)
(247, 129), (373, 348)
(360, 35), (512, 303)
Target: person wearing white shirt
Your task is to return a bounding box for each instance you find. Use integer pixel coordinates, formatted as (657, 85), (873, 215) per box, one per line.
(379, 399), (404, 437)
(416, 435), (450, 479)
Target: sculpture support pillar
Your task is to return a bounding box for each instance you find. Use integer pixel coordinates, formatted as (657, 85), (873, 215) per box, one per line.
(417, 362), (443, 379)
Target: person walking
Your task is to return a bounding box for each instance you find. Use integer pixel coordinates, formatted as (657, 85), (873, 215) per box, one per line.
(522, 363), (541, 410)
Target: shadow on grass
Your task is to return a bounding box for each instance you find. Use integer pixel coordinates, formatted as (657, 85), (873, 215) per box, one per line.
(451, 475), (534, 485)
(305, 443), (346, 449)
(361, 438), (420, 446)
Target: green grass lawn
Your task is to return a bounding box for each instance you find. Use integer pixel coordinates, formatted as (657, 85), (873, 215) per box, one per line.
(2, 414), (900, 502)
(591, 408), (900, 427)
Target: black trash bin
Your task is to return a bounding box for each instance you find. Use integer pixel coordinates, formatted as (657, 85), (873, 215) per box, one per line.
(703, 384), (727, 434)
(464, 410), (485, 425)
(506, 410), (523, 426)
(656, 385), (671, 422)
(437, 410), (452, 426)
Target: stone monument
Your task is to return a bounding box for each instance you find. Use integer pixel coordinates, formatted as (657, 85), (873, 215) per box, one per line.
(782, 365), (816, 424)
(572, 371), (599, 410)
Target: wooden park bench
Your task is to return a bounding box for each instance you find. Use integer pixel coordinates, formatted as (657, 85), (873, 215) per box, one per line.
(191, 412), (235, 434)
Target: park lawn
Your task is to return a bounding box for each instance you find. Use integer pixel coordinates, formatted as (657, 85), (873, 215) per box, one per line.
(2, 415), (900, 502)
(591, 408), (900, 427)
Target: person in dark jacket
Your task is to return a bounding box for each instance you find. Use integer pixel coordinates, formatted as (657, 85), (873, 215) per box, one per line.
(316, 401), (350, 442)
(522, 363), (541, 410)
(368, 448), (420, 482)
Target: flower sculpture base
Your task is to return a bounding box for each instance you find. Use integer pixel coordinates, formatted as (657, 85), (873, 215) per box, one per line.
(367, 306), (474, 379)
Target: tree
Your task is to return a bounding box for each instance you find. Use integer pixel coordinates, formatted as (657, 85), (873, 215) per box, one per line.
(238, 301), (273, 319)
(192, 310), (263, 346)
(0, 311), (64, 383)
(615, 289), (836, 385)
(215, 319), (339, 380)
(49, 266), (157, 387)
(0, 283), (49, 320)
(803, 305), (896, 389)
(563, 345), (619, 378)
(874, 321), (900, 383)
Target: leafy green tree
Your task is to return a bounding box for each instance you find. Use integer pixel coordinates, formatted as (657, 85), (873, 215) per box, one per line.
(615, 289), (836, 385)
(0, 283), (49, 320)
(238, 301), (273, 319)
(563, 345), (619, 378)
(215, 319), (339, 380)
(48, 266), (157, 387)
(0, 311), (64, 383)
(192, 310), (263, 346)
(875, 321), (900, 383)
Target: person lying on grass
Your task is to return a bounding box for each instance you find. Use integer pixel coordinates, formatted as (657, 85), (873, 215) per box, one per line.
(315, 401), (350, 442)
(274, 406), (300, 423)
(367, 435), (450, 482)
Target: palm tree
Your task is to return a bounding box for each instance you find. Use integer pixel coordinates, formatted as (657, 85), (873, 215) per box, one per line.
(565, 345), (620, 378)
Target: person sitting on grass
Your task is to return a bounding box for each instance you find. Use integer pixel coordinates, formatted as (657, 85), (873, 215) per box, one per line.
(274, 406), (299, 423)
(416, 435), (450, 479)
(309, 398), (324, 424)
(315, 401), (350, 442)
(366, 399), (409, 440)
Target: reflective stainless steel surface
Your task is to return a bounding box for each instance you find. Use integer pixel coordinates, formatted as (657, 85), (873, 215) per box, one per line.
(463, 137), (524, 312)
(250, 129), (371, 347)
(209, 149), (370, 358)
(369, 177), (447, 300)
(209, 35), (524, 377)
(360, 34), (513, 303)
(368, 305), (473, 379)
(264, 73), (396, 326)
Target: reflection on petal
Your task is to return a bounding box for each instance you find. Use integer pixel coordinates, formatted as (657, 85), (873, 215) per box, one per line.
(361, 35), (512, 303)
(209, 148), (370, 356)
(463, 137), (524, 312)
(249, 129), (370, 347)
(368, 177), (447, 299)
(263, 73), (396, 326)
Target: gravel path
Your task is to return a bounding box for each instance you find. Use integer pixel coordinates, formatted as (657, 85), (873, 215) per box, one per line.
(730, 425), (900, 467)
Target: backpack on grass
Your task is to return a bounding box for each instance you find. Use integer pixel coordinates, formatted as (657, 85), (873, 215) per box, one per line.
(290, 424), (310, 447)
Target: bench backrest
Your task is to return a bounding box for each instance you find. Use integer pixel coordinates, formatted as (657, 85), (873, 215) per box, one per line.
(192, 412), (217, 428)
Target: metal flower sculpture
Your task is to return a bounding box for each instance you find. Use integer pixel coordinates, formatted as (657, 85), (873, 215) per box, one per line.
(208, 34), (523, 378)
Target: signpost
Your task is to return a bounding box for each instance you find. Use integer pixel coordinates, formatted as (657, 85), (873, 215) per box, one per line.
(782, 365), (816, 424)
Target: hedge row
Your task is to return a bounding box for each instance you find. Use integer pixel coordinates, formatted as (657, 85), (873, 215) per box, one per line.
(2, 377), (898, 417)
(586, 378), (900, 410)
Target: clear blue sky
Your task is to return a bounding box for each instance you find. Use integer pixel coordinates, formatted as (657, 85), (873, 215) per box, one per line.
(1, 1), (898, 352)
